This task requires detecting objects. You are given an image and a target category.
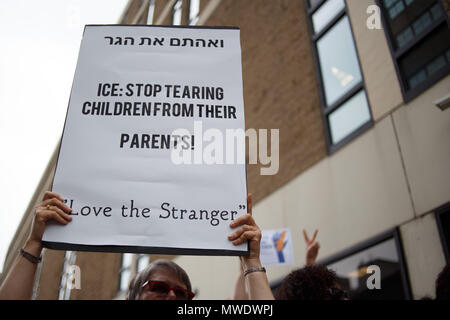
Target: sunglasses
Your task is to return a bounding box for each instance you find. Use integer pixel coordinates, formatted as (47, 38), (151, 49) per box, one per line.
(142, 280), (195, 300)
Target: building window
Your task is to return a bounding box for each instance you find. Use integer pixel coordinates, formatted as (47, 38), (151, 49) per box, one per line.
(118, 253), (133, 293)
(435, 202), (450, 263)
(147, 0), (155, 24)
(309, 0), (323, 10)
(189, 0), (200, 25)
(118, 253), (149, 295)
(137, 254), (149, 273)
(318, 228), (412, 300)
(172, 0), (183, 26)
(270, 228), (411, 299)
(306, 0), (373, 153)
(58, 251), (77, 300)
(377, 0), (450, 102)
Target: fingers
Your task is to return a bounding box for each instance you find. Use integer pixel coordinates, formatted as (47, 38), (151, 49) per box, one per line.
(311, 229), (318, 242)
(230, 213), (255, 229)
(303, 229), (319, 244)
(229, 224), (254, 240)
(247, 194), (252, 216)
(47, 205), (72, 222)
(303, 229), (310, 243)
(229, 195), (259, 246)
(35, 194), (72, 226)
(35, 207), (72, 225)
(39, 198), (72, 213)
(228, 226), (260, 245)
(42, 191), (64, 202)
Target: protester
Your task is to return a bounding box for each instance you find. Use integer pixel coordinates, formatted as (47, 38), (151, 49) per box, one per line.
(127, 193), (273, 300)
(0, 191), (274, 300)
(0, 191), (72, 300)
(126, 259), (194, 300)
(274, 229), (348, 300)
(275, 264), (348, 300)
(232, 260), (249, 300)
(232, 228), (322, 299)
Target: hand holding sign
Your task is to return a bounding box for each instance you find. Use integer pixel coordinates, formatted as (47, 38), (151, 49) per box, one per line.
(0, 192), (73, 300)
(228, 194), (261, 266)
(29, 192), (73, 245)
(228, 194), (275, 300)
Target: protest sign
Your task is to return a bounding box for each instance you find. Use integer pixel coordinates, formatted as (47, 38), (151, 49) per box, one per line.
(42, 25), (248, 255)
(260, 228), (294, 266)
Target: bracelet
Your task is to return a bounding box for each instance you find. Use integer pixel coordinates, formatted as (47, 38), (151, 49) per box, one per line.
(243, 267), (266, 277)
(19, 248), (42, 264)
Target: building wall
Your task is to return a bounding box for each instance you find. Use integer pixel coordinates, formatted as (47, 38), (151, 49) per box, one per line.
(120, 0), (145, 24)
(35, 250), (66, 299)
(153, 0), (169, 23)
(68, 252), (122, 300)
(175, 0), (450, 299)
(176, 113), (418, 298)
(400, 212), (446, 299)
(346, 0), (404, 121)
(392, 75), (450, 216)
(154, 0), (177, 25)
(201, 0), (327, 203)
(176, 86), (449, 299)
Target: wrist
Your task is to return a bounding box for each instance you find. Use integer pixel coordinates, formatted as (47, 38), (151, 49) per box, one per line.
(241, 257), (262, 270)
(243, 266), (266, 277)
(24, 238), (43, 257)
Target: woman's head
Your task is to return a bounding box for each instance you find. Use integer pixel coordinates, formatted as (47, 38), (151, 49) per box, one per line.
(126, 259), (193, 300)
(276, 265), (347, 300)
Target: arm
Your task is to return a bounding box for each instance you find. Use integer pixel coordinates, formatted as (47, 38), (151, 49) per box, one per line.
(0, 191), (72, 300)
(303, 229), (320, 266)
(232, 262), (248, 300)
(229, 194), (274, 300)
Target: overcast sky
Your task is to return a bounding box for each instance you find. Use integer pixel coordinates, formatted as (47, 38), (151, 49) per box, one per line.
(0, 0), (129, 273)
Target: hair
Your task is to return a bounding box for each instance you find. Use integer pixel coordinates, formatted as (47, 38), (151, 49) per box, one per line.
(435, 264), (450, 300)
(126, 259), (192, 300)
(275, 265), (347, 300)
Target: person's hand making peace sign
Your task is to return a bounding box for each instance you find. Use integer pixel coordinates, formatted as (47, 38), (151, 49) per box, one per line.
(303, 229), (320, 266)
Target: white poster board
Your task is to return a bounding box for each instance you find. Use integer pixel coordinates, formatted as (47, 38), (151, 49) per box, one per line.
(260, 228), (294, 266)
(43, 25), (248, 255)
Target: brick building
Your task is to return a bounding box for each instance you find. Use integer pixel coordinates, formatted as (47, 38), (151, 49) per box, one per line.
(1, 0), (449, 299)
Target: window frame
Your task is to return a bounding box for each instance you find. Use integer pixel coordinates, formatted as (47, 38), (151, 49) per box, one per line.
(305, 0), (374, 154)
(317, 227), (412, 300)
(375, 0), (450, 103)
(172, 0), (183, 26)
(188, 0), (200, 25)
(270, 227), (412, 299)
(58, 250), (78, 300)
(118, 253), (134, 294)
(147, 0), (155, 25)
(435, 202), (450, 264)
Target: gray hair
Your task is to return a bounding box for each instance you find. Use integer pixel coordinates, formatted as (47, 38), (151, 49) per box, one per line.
(126, 259), (192, 300)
